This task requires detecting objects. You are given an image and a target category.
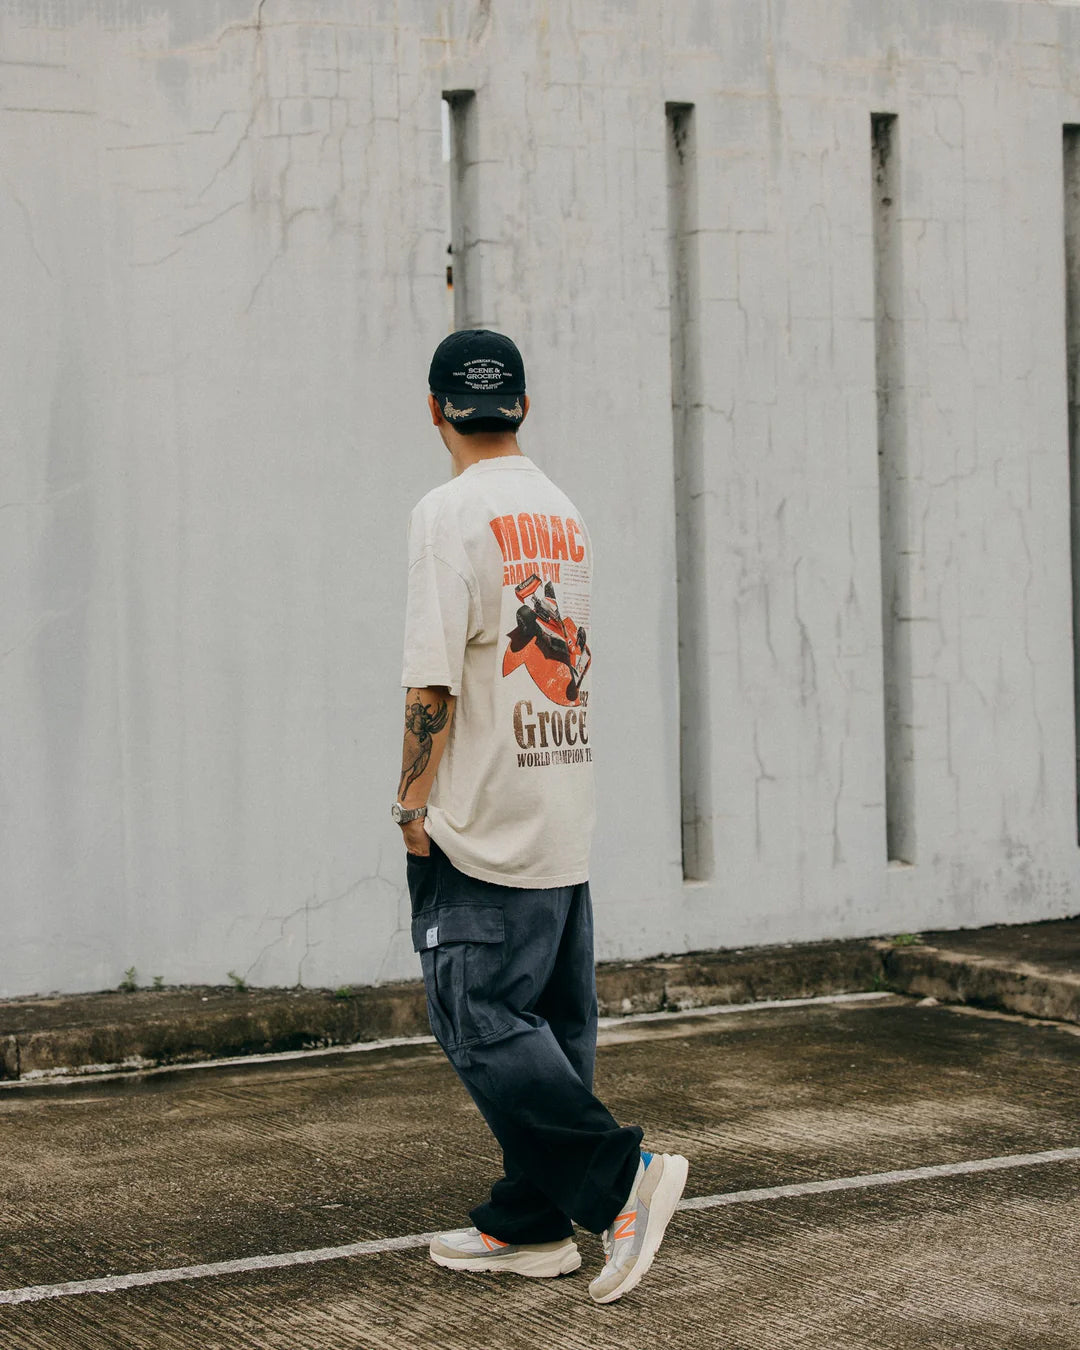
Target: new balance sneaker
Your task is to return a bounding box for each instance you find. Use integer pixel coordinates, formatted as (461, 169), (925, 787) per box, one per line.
(588, 1150), (689, 1304)
(429, 1227), (582, 1278)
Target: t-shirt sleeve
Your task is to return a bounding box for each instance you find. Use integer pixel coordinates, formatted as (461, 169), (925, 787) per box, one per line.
(400, 547), (472, 696)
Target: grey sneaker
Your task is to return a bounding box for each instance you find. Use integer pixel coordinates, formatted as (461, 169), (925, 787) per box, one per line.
(588, 1151), (689, 1304)
(429, 1226), (581, 1278)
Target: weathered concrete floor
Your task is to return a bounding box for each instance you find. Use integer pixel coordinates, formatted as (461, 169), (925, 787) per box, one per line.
(3, 995), (1079, 1348)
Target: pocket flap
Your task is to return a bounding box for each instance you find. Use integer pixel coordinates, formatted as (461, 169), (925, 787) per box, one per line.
(411, 904), (505, 952)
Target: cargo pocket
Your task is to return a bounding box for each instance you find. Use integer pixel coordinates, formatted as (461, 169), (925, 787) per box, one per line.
(412, 904), (508, 1051)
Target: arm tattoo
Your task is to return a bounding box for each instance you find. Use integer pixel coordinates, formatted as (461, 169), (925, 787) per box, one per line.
(398, 694), (450, 797)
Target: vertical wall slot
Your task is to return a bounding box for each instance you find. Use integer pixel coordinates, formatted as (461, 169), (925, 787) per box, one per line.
(441, 97), (453, 326)
(666, 102), (714, 882)
(872, 112), (916, 864)
(444, 90), (477, 329)
(1064, 126), (1080, 844)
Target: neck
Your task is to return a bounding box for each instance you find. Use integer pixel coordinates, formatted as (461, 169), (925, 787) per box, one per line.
(448, 435), (524, 478)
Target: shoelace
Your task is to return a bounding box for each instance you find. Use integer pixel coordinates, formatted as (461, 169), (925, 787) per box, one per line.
(601, 1226), (614, 1263)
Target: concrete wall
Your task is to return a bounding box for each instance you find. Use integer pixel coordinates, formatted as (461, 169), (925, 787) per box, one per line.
(3, 0), (1079, 998)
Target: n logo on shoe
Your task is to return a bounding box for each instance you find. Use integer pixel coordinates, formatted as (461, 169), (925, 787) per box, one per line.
(612, 1212), (636, 1241)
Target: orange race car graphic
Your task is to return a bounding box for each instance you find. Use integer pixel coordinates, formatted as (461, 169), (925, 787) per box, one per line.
(502, 573), (591, 707)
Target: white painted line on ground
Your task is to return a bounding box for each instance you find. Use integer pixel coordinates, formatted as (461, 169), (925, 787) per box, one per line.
(0, 1233), (439, 1306)
(597, 990), (893, 1027)
(3, 1035), (441, 1087)
(676, 1146), (1080, 1209)
(3, 1144), (1078, 1307)
(0, 992), (895, 1090)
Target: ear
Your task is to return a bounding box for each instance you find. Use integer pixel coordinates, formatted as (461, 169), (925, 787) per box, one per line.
(428, 393), (443, 426)
(520, 393), (530, 425)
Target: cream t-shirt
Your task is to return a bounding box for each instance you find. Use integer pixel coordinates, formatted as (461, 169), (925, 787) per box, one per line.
(401, 455), (595, 887)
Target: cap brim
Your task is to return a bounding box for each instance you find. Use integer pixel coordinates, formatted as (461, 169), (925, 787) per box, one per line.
(434, 390), (525, 426)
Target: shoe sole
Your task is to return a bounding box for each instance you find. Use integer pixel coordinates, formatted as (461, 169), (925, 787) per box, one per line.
(430, 1246), (582, 1278)
(590, 1153), (690, 1305)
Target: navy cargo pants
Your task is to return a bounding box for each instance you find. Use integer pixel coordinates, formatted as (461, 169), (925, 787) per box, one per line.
(406, 840), (643, 1244)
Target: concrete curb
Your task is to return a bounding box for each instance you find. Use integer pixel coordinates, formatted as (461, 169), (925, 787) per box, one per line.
(1, 984), (433, 1081)
(595, 941), (885, 1017)
(0, 938), (884, 1081)
(880, 944), (1080, 1024)
(2, 920), (1077, 1081)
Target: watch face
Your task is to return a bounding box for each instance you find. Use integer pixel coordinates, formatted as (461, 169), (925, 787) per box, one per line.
(391, 803), (403, 822)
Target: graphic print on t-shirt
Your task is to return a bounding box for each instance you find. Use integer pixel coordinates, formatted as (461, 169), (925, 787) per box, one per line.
(489, 512), (592, 709)
(503, 573), (591, 705)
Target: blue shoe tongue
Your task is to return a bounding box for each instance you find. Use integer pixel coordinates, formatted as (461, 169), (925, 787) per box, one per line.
(641, 1150), (654, 1168)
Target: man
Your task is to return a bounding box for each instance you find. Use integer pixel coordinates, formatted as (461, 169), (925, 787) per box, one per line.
(394, 329), (688, 1304)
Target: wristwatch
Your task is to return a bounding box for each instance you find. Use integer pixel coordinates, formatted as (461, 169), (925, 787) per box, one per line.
(391, 802), (428, 825)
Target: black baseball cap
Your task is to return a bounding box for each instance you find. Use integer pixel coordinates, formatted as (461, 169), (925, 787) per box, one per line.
(428, 329), (526, 428)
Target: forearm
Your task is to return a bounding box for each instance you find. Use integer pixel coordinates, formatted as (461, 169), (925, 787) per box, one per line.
(397, 686), (456, 809)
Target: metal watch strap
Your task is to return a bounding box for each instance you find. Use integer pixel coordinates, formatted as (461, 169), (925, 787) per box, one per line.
(392, 802), (427, 824)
